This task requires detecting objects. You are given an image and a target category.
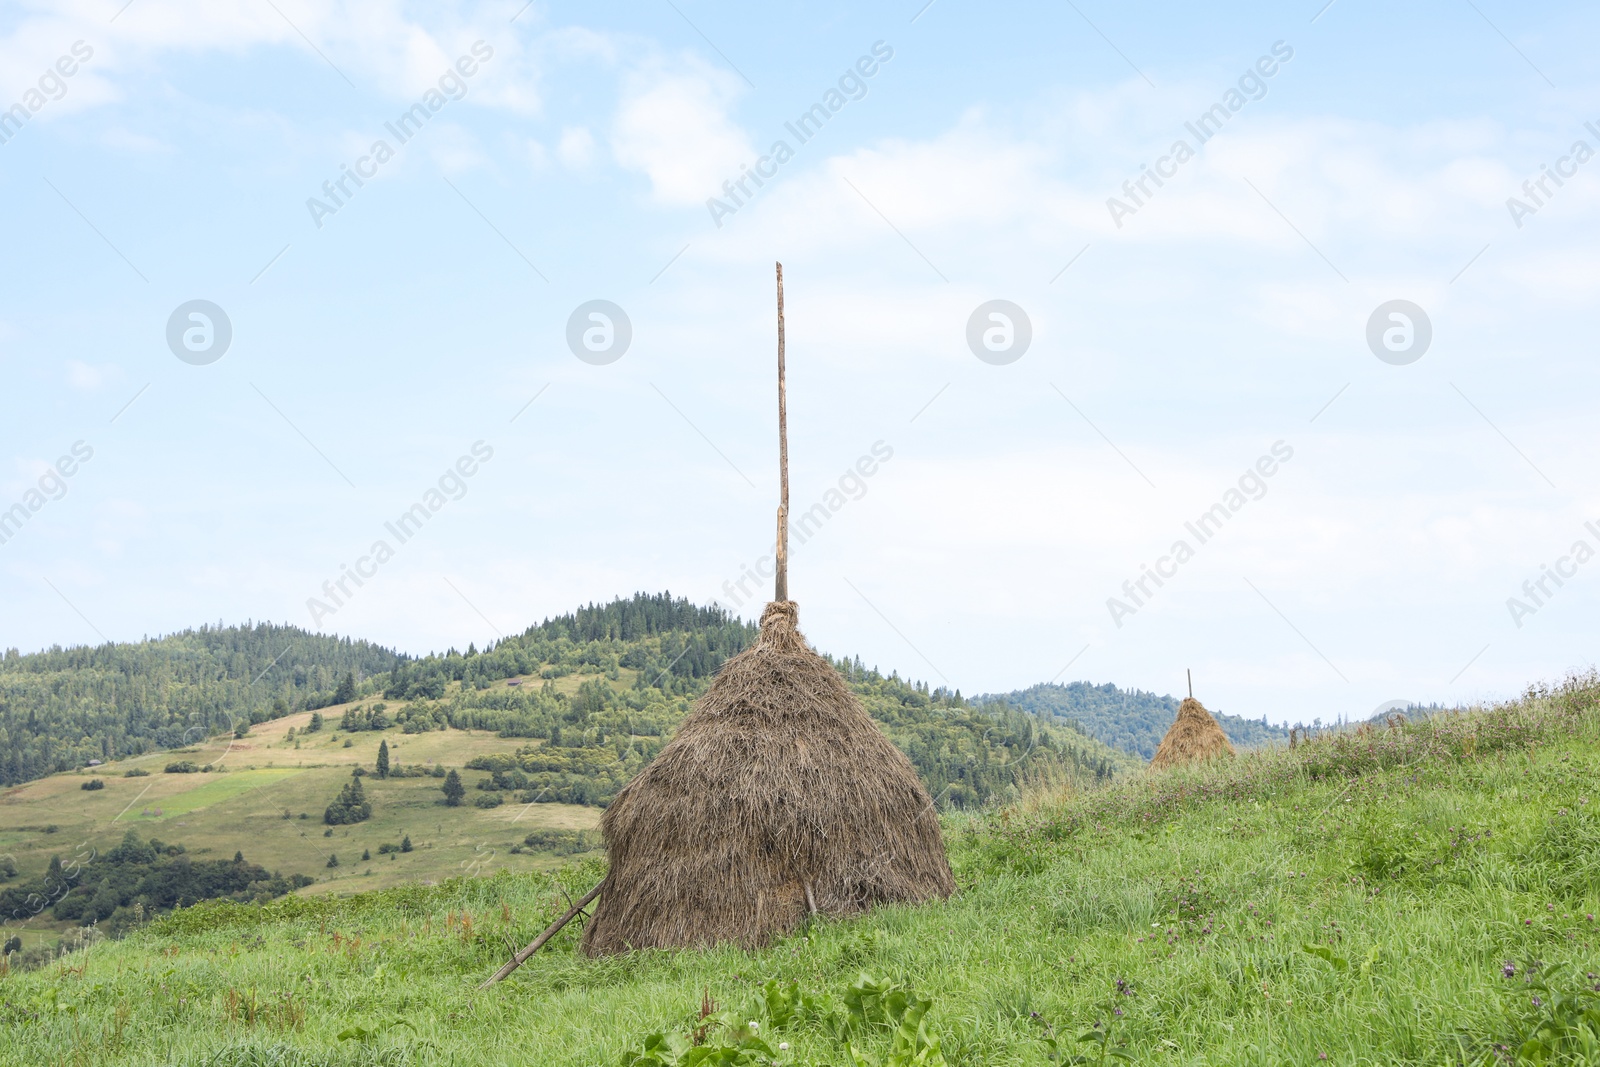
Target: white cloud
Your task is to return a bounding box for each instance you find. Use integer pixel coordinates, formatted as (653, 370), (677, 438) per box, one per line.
(67, 360), (116, 389)
(611, 59), (754, 205)
(0, 1), (546, 114)
(556, 125), (595, 168)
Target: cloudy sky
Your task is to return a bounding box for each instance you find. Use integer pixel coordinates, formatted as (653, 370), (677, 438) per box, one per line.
(1, 0), (1596, 723)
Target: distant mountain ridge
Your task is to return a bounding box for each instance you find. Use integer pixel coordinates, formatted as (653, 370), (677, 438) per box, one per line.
(979, 681), (1292, 760)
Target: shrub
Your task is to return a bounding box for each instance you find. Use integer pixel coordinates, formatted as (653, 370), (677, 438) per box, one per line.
(518, 828), (601, 856)
(123, 768), (150, 778)
(473, 793), (504, 809)
(80, 778), (105, 791)
(164, 761), (200, 774)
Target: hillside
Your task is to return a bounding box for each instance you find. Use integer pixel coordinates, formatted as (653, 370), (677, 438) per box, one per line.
(0, 623), (404, 786)
(0, 595), (1133, 803)
(0, 595), (1136, 940)
(3, 673), (1595, 1064)
(984, 681), (1293, 759)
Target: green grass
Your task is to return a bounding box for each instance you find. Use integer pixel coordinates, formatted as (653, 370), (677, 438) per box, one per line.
(113, 769), (308, 823)
(2, 676), (1599, 1066)
(0, 706), (602, 947)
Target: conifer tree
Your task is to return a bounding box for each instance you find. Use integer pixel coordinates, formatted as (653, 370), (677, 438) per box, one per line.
(324, 776), (371, 825)
(376, 739), (390, 778)
(442, 769), (464, 807)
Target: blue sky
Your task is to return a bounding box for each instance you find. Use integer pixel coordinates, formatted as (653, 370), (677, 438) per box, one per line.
(1, 0), (1596, 723)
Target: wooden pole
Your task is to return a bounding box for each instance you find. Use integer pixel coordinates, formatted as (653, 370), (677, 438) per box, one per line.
(480, 882), (601, 987)
(1187, 669), (1192, 699)
(775, 261), (789, 603)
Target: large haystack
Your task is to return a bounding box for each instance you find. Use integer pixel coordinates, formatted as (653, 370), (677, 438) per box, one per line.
(581, 599), (954, 956)
(1149, 697), (1236, 770)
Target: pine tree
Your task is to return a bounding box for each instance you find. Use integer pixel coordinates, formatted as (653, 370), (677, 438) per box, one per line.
(324, 776), (371, 825)
(326, 853), (339, 868)
(442, 769), (464, 807)
(361, 848), (371, 861)
(400, 835), (413, 853)
(308, 712), (323, 733)
(333, 672), (357, 705)
(376, 739), (390, 779)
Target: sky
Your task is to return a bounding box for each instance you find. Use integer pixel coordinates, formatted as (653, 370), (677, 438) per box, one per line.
(0, 0), (1596, 725)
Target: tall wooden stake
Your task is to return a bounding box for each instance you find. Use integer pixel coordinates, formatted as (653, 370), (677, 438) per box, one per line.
(775, 261), (789, 603)
(1187, 669), (1193, 699)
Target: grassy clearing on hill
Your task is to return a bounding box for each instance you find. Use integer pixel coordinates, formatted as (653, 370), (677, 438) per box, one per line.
(3, 674), (1599, 1066)
(0, 706), (601, 948)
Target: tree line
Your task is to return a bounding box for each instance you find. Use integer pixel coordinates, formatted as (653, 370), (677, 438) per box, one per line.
(0, 623), (402, 786)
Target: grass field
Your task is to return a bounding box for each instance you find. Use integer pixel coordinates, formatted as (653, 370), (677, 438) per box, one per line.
(0, 701), (601, 951)
(1, 674), (1597, 1065)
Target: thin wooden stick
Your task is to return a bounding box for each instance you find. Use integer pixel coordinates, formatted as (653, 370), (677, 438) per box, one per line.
(775, 261), (789, 603)
(1187, 669), (1192, 700)
(480, 882), (601, 987)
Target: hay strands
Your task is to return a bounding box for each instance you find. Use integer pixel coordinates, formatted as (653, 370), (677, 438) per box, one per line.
(480, 882), (601, 987)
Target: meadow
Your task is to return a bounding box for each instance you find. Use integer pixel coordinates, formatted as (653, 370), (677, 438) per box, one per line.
(0, 697), (602, 952)
(2, 673), (1596, 1065)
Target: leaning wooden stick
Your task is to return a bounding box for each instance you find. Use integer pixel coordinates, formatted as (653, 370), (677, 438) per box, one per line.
(480, 882), (602, 987)
(775, 261), (789, 603)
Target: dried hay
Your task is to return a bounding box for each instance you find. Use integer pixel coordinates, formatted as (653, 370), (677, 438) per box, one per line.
(581, 599), (954, 956)
(1149, 696), (1236, 771)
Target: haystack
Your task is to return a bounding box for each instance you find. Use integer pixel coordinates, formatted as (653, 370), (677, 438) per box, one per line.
(1149, 696), (1235, 770)
(581, 599), (954, 954)
(478, 263), (952, 981)
(581, 262), (952, 955)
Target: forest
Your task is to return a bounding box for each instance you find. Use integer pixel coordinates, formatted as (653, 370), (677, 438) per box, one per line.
(0, 622), (403, 785)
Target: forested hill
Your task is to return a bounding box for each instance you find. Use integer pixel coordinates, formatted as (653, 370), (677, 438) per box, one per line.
(379, 593), (1138, 808)
(0, 593), (1138, 808)
(981, 681), (1292, 759)
(0, 624), (403, 786)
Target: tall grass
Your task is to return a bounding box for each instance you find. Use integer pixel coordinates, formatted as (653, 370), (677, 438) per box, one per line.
(1, 673), (1598, 1066)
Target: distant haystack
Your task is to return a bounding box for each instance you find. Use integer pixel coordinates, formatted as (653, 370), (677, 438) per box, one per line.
(1149, 697), (1235, 770)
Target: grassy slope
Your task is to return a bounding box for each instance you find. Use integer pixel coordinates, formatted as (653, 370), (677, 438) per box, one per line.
(2, 676), (1598, 1066)
(0, 687), (605, 947)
